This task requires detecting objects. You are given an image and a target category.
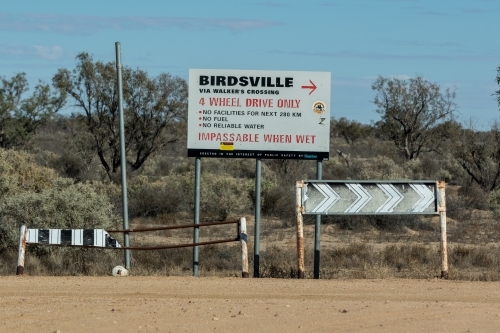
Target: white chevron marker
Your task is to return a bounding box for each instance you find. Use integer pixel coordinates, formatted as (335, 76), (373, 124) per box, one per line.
(376, 183), (404, 212)
(345, 183), (373, 212)
(409, 184), (435, 212)
(311, 183), (340, 213)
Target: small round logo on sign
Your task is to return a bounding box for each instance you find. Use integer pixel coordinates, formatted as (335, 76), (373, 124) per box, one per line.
(313, 101), (326, 114)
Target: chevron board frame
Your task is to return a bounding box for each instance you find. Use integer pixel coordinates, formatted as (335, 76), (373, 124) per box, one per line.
(302, 180), (438, 215)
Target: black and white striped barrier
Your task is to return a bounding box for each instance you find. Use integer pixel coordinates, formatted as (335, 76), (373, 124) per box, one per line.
(16, 219), (250, 277)
(26, 228), (121, 248)
(16, 226), (120, 275)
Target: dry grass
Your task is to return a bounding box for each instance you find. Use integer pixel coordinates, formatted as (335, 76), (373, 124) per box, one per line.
(4, 210), (500, 281)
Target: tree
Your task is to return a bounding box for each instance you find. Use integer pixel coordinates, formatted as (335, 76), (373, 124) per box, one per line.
(496, 65), (500, 109)
(372, 75), (457, 160)
(334, 117), (372, 145)
(453, 121), (500, 191)
(0, 73), (65, 148)
(52, 53), (188, 181)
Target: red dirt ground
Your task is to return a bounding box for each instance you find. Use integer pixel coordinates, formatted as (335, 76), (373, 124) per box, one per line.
(1, 276), (500, 332)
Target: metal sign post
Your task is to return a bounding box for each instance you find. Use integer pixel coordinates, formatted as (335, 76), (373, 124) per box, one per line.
(193, 157), (201, 276)
(254, 158), (262, 277)
(313, 162), (322, 279)
(115, 42), (130, 269)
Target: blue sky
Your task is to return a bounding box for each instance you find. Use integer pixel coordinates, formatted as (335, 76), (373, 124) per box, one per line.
(1, 0), (499, 127)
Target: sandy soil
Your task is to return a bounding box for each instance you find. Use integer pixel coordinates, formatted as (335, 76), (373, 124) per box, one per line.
(1, 276), (499, 333)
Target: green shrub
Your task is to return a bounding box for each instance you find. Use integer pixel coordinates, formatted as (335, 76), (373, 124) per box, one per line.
(260, 245), (297, 278)
(458, 183), (489, 211)
(0, 179), (119, 251)
(352, 156), (408, 180)
(322, 215), (369, 232)
(490, 188), (500, 219)
(126, 176), (185, 218)
(383, 244), (433, 271)
(0, 149), (59, 196)
(325, 242), (376, 269)
(0, 149), (119, 252)
(201, 173), (250, 220)
(322, 158), (350, 180)
(368, 215), (433, 232)
(449, 245), (498, 268)
(158, 168), (252, 220)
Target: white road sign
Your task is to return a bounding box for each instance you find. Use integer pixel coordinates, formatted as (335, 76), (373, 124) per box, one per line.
(303, 181), (437, 214)
(188, 69), (331, 160)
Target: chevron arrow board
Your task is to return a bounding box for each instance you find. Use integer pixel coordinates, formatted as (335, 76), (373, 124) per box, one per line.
(303, 181), (437, 215)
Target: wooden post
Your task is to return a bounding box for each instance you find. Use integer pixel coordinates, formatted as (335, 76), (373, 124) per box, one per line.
(296, 181), (305, 278)
(16, 225), (27, 275)
(437, 181), (448, 279)
(239, 218), (249, 278)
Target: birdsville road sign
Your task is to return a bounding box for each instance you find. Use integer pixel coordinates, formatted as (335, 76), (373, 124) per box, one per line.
(302, 180), (437, 215)
(187, 69), (331, 160)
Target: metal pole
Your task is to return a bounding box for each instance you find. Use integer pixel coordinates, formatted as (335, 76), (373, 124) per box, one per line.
(437, 181), (448, 279)
(240, 217), (249, 278)
(16, 225), (27, 275)
(115, 42), (130, 269)
(296, 180), (305, 278)
(314, 161), (322, 279)
(193, 157), (201, 276)
(253, 158), (262, 277)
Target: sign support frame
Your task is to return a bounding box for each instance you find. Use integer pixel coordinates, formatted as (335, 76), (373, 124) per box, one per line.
(296, 180), (448, 279)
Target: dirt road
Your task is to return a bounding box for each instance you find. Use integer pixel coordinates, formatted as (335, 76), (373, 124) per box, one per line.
(1, 276), (499, 332)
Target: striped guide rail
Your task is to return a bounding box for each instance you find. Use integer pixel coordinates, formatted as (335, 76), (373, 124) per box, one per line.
(26, 228), (120, 248)
(16, 219), (250, 277)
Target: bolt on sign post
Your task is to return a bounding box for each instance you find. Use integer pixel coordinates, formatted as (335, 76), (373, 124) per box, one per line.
(296, 180), (447, 279)
(188, 69), (331, 277)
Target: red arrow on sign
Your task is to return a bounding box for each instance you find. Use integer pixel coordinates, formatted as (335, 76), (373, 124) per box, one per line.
(301, 80), (317, 95)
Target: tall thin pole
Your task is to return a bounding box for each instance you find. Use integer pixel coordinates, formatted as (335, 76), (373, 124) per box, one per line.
(115, 42), (130, 269)
(16, 225), (27, 275)
(296, 181), (305, 278)
(313, 160), (322, 279)
(193, 157), (201, 276)
(253, 158), (262, 277)
(240, 217), (249, 278)
(437, 181), (448, 279)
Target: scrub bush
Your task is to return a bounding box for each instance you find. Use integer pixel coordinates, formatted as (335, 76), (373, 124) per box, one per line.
(0, 149), (119, 252)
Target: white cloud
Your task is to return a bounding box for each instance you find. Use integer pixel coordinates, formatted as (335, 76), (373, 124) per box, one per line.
(0, 13), (284, 35)
(0, 43), (64, 61)
(258, 2), (291, 8)
(391, 75), (411, 80)
(34, 45), (63, 60)
(269, 49), (499, 62)
(0, 44), (33, 56)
